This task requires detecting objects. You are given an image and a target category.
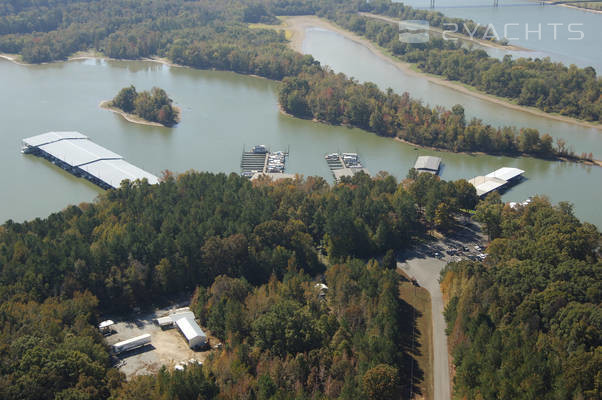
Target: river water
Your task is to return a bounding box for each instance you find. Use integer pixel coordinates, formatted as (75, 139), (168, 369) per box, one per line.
(0, 36), (600, 226)
(396, 0), (602, 72)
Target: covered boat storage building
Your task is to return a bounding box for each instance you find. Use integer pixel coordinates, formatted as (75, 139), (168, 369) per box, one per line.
(469, 167), (525, 197)
(414, 156), (441, 174)
(21, 131), (159, 190)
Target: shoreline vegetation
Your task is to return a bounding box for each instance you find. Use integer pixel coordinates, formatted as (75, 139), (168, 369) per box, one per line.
(329, 5), (601, 123)
(99, 100), (169, 128)
(277, 18), (599, 165)
(104, 85), (180, 127)
(280, 16), (602, 132)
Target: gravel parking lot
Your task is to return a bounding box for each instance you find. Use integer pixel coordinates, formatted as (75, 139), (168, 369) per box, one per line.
(103, 305), (216, 379)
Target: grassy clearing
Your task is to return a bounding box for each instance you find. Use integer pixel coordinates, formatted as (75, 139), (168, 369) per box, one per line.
(248, 18), (293, 40)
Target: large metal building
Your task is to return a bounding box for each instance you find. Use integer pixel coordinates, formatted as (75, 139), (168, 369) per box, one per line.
(22, 131), (159, 189)
(171, 311), (208, 349)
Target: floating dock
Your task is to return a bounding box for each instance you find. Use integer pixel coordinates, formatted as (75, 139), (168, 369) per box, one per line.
(414, 155), (442, 175)
(21, 131), (159, 190)
(325, 152), (370, 182)
(241, 145), (293, 180)
(468, 167), (525, 197)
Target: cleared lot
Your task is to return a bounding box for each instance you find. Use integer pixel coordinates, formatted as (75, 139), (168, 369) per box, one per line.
(104, 306), (215, 379)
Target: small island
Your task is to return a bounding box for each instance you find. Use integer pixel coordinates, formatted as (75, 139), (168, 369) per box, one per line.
(101, 85), (180, 127)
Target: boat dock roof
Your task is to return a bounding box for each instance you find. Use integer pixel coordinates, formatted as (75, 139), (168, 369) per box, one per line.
(22, 132), (159, 189)
(486, 167), (525, 181)
(414, 156), (441, 173)
(469, 167), (525, 197)
(332, 167), (370, 181)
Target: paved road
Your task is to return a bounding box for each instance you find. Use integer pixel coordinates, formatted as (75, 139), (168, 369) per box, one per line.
(398, 250), (450, 400)
(397, 222), (485, 400)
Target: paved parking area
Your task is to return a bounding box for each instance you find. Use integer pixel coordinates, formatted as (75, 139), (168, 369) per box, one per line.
(103, 305), (215, 379)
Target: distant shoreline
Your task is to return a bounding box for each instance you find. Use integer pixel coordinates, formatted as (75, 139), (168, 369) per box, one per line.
(537, 0), (602, 14)
(100, 100), (180, 128)
(280, 15), (602, 131)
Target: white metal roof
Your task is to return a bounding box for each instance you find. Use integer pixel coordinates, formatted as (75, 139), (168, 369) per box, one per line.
(23, 132), (158, 189)
(469, 176), (507, 196)
(79, 159), (159, 188)
(250, 172), (296, 181)
(39, 139), (122, 167)
(175, 316), (206, 341)
(156, 316), (174, 325)
(22, 131), (88, 147)
(113, 333), (151, 347)
(99, 320), (114, 329)
(486, 167), (524, 181)
(414, 156), (441, 171)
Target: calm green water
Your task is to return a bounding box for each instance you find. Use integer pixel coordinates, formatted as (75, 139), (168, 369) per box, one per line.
(0, 53), (600, 227)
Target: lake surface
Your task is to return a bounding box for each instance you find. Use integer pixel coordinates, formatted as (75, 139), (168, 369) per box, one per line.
(396, 0), (602, 72)
(0, 48), (600, 226)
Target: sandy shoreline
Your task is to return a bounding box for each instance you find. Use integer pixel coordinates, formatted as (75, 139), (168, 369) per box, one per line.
(539, 1), (602, 14)
(100, 100), (180, 128)
(281, 15), (601, 131)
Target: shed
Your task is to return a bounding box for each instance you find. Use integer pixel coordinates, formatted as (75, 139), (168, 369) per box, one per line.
(155, 316), (174, 329)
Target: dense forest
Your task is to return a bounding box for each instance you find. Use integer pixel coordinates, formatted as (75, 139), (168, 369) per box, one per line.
(0, 0), (599, 122)
(109, 85), (179, 126)
(441, 194), (601, 399)
(0, 171), (599, 398)
(0, 170), (477, 399)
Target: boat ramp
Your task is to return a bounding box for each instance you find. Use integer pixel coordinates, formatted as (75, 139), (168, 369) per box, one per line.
(325, 152), (370, 182)
(21, 131), (159, 190)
